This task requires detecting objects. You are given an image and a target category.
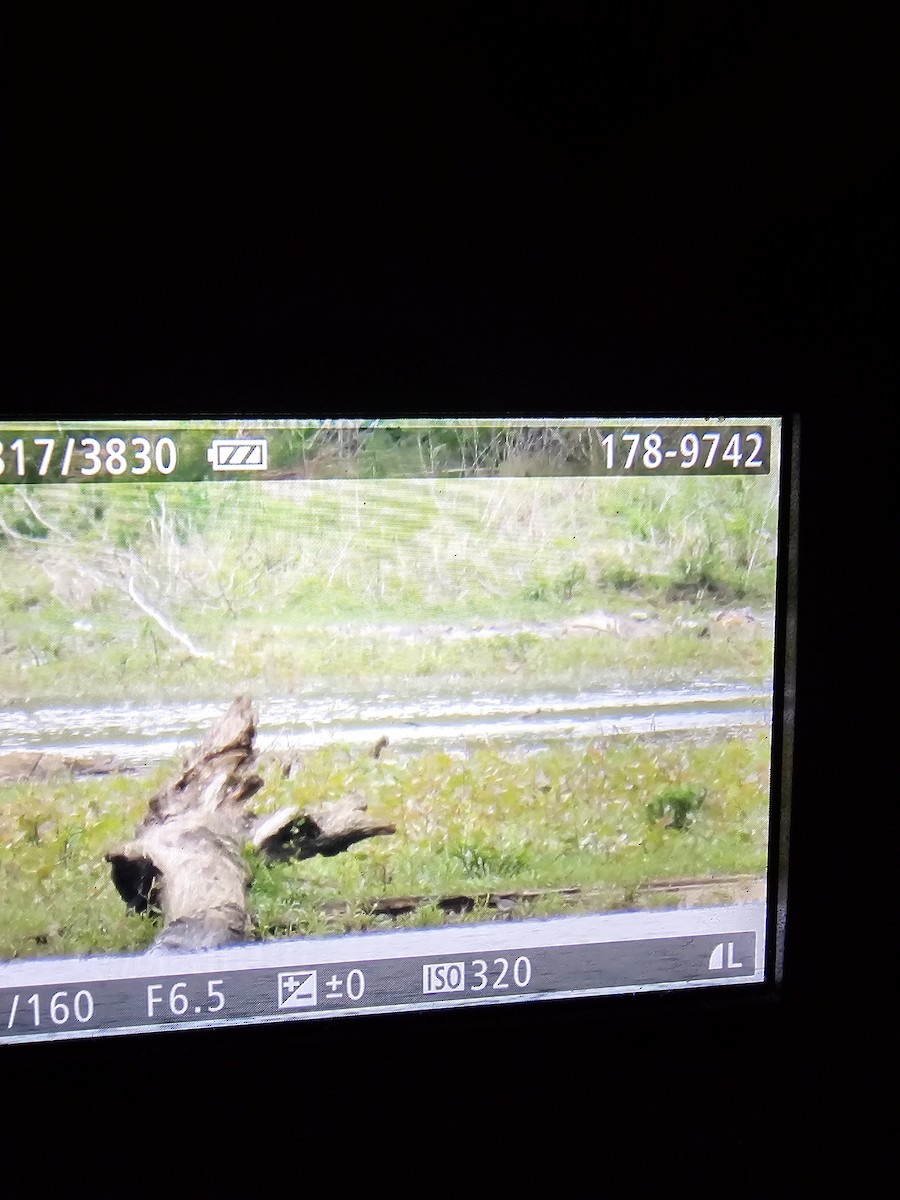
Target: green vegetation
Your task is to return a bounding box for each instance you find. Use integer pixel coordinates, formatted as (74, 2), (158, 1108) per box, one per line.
(646, 784), (706, 831)
(0, 729), (770, 958)
(0, 472), (778, 703)
(0, 463), (776, 960)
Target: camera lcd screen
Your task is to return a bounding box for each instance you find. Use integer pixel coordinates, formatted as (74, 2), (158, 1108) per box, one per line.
(0, 417), (789, 1042)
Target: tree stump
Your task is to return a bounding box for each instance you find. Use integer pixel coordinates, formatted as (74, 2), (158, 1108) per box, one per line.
(106, 696), (395, 951)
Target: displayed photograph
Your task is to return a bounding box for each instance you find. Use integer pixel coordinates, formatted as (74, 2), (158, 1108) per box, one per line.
(0, 421), (780, 964)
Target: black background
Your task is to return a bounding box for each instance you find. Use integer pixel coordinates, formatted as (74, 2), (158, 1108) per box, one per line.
(1, 7), (894, 1191)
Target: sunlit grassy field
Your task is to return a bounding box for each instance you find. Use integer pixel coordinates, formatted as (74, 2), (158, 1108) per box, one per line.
(0, 468), (777, 961)
(0, 473), (778, 702)
(0, 728), (770, 960)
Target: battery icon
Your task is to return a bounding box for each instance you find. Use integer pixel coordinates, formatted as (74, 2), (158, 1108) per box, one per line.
(207, 438), (268, 471)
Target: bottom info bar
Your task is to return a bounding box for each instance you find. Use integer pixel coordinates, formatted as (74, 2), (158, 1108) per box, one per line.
(0, 932), (756, 1041)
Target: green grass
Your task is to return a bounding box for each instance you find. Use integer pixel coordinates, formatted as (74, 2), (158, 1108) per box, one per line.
(0, 471), (776, 956)
(0, 468), (777, 643)
(0, 617), (773, 705)
(0, 728), (771, 958)
(0, 473), (779, 701)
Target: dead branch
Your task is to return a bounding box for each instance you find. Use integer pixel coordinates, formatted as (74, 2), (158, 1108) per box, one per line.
(249, 795), (395, 862)
(19, 492), (76, 542)
(0, 751), (133, 783)
(106, 696), (395, 951)
(0, 512), (46, 544)
(125, 574), (215, 659)
(1, 493), (216, 659)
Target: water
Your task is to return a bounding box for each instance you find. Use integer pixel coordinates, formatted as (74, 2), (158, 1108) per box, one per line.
(0, 682), (771, 764)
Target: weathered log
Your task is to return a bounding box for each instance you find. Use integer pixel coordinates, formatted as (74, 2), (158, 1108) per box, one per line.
(249, 795), (396, 861)
(0, 751), (132, 783)
(106, 696), (395, 951)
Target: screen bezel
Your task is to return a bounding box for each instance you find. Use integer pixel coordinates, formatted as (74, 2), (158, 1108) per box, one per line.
(0, 404), (797, 1055)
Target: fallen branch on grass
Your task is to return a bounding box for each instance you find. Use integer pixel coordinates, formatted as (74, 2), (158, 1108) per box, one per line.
(1, 493), (216, 661)
(106, 696), (395, 951)
(266, 876), (766, 930)
(0, 751), (132, 783)
(125, 574), (215, 660)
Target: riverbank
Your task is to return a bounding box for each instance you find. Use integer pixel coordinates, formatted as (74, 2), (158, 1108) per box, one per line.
(0, 603), (773, 708)
(0, 725), (770, 959)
